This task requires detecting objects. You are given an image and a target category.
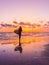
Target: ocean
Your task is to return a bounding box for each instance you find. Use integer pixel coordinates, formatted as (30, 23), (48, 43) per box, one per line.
(0, 32), (49, 40)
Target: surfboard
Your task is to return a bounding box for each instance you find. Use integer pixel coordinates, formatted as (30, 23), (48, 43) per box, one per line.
(14, 30), (19, 34)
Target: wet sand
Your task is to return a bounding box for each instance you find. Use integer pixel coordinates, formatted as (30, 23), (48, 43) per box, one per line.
(0, 36), (49, 65)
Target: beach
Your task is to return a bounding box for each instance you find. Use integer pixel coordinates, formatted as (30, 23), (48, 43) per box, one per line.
(0, 32), (49, 65)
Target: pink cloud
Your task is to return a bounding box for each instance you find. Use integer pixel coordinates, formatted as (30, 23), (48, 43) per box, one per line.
(43, 24), (49, 28)
(19, 22), (25, 25)
(13, 21), (17, 24)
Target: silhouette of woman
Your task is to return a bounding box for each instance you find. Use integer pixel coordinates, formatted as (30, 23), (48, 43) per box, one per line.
(14, 26), (22, 43)
(18, 26), (22, 43)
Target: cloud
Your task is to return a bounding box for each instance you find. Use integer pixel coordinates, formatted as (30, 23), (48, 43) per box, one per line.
(39, 21), (43, 23)
(37, 24), (41, 27)
(0, 23), (17, 28)
(1, 23), (11, 27)
(43, 24), (49, 28)
(47, 21), (49, 24)
(19, 22), (31, 27)
(13, 21), (17, 24)
(19, 22), (25, 25)
(1, 24), (6, 27)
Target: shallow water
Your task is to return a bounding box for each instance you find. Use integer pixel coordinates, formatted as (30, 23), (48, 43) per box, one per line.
(0, 32), (49, 65)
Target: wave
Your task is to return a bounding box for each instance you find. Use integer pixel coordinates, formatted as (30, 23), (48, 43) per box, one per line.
(0, 32), (49, 40)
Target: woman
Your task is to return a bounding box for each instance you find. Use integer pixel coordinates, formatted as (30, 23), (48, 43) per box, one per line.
(14, 26), (22, 43)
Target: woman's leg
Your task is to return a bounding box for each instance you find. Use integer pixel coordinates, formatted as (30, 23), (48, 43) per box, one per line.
(19, 35), (21, 45)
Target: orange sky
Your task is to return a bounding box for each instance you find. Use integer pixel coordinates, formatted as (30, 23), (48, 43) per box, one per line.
(0, 26), (49, 32)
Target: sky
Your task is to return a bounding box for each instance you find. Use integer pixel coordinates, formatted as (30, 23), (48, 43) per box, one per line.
(0, 0), (49, 24)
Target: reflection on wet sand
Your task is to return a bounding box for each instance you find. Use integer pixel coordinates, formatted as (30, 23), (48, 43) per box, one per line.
(37, 44), (49, 65)
(14, 43), (22, 53)
(43, 44), (49, 57)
